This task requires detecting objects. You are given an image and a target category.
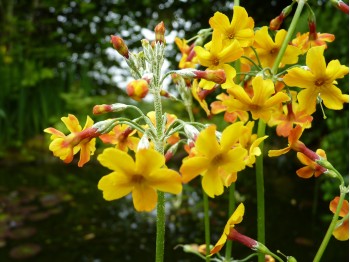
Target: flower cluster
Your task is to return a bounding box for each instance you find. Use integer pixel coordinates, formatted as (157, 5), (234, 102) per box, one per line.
(44, 2), (349, 261)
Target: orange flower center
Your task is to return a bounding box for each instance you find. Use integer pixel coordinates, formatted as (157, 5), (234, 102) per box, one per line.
(315, 79), (325, 86)
(212, 153), (224, 166)
(270, 48), (278, 54)
(212, 57), (220, 66)
(132, 175), (145, 184)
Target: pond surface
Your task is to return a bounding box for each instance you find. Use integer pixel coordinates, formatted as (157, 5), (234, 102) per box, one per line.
(0, 159), (348, 262)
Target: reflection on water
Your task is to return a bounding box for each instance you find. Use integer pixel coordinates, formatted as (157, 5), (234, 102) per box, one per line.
(0, 162), (348, 261)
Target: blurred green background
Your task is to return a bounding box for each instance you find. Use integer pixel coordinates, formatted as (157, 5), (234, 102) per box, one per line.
(0, 0), (348, 261)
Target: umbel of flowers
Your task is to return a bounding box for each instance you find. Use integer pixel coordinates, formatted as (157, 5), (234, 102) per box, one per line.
(44, 1), (349, 262)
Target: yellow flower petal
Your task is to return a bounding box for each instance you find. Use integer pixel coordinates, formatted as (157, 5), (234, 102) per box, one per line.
(195, 125), (220, 158)
(306, 46), (327, 76)
(136, 149), (165, 177)
(148, 169), (182, 194)
(97, 148), (135, 174)
(132, 185), (158, 212)
(98, 172), (133, 200)
(61, 114), (82, 133)
(180, 156), (209, 183)
(202, 167), (224, 198)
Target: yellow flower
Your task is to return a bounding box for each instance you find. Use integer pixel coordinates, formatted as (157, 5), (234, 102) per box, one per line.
(44, 114), (97, 167)
(194, 30), (243, 89)
(225, 76), (290, 122)
(97, 148), (182, 212)
(180, 123), (247, 198)
(210, 203), (245, 255)
(209, 6), (254, 47)
(253, 26), (301, 68)
(283, 46), (349, 115)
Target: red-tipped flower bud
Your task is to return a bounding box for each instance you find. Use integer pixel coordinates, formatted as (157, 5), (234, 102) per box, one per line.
(126, 79), (149, 101)
(154, 21), (166, 44)
(269, 3), (294, 30)
(110, 35), (129, 59)
(194, 69), (226, 84)
(332, 0), (349, 14)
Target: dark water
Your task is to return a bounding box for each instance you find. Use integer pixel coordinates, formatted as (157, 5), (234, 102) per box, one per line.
(0, 160), (348, 262)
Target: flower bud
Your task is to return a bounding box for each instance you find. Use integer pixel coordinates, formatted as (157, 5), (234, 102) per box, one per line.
(110, 35), (129, 59)
(137, 134), (150, 150)
(154, 21), (166, 44)
(307, 8), (317, 40)
(269, 4), (294, 30)
(93, 103), (128, 115)
(331, 0), (349, 14)
(126, 79), (149, 101)
(194, 69), (226, 84)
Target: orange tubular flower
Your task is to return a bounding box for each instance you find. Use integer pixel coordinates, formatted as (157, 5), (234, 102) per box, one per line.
(210, 203), (246, 255)
(268, 125), (307, 157)
(296, 149), (327, 178)
(268, 91), (313, 137)
(329, 197), (349, 241)
(99, 124), (139, 152)
(44, 114), (98, 167)
(175, 37), (198, 69)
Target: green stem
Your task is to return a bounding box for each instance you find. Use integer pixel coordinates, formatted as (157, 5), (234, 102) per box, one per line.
(256, 119), (266, 262)
(225, 183), (236, 261)
(155, 192), (166, 262)
(271, 0), (306, 74)
(203, 191), (211, 261)
(153, 75), (165, 262)
(313, 190), (346, 262)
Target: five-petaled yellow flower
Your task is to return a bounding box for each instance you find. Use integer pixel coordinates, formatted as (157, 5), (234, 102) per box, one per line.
(194, 30), (243, 89)
(225, 76), (290, 122)
(283, 46), (349, 115)
(210, 203), (245, 255)
(44, 114), (97, 167)
(180, 123), (247, 198)
(253, 26), (301, 68)
(97, 148), (182, 212)
(209, 6), (254, 47)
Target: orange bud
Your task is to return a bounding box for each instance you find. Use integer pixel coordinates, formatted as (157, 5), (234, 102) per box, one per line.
(154, 21), (166, 44)
(110, 35), (129, 59)
(269, 15), (284, 30)
(332, 0), (349, 14)
(126, 79), (149, 101)
(194, 69), (226, 84)
(93, 104), (113, 115)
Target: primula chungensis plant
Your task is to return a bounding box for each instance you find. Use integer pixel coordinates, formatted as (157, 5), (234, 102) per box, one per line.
(44, 1), (349, 261)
